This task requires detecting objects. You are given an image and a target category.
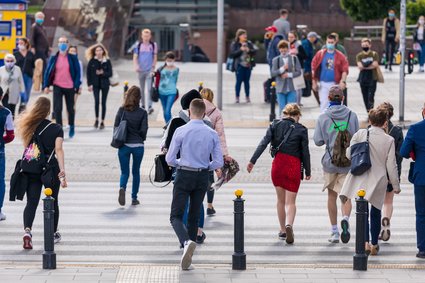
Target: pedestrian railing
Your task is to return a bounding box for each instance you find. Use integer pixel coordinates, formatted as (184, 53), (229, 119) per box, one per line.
(350, 25), (417, 40)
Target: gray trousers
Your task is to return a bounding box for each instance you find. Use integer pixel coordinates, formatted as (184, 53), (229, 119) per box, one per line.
(138, 71), (153, 109)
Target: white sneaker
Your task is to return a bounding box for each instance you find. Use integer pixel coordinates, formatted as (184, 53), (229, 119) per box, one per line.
(181, 240), (196, 270)
(328, 232), (340, 243)
(0, 212), (5, 221)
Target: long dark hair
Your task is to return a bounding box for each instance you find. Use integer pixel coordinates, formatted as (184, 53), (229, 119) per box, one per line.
(123, 86), (141, 111)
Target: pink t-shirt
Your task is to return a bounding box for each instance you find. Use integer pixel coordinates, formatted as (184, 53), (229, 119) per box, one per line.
(53, 54), (73, 89)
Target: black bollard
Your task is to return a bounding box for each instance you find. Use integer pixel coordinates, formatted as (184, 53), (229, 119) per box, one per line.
(269, 81), (276, 122)
(43, 188), (56, 270)
(198, 82), (203, 92)
(123, 81), (129, 94)
(353, 189), (368, 271)
(232, 189), (246, 270)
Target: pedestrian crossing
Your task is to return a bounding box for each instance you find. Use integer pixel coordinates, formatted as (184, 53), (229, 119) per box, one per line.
(0, 182), (420, 266)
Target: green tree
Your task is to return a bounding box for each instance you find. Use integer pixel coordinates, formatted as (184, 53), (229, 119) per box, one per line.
(407, 0), (425, 24)
(340, 0), (399, 22)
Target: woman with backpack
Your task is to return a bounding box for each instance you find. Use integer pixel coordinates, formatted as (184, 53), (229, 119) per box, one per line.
(17, 96), (67, 249)
(229, 29), (257, 103)
(339, 107), (400, 256)
(115, 86), (148, 206)
(247, 104), (311, 244)
(86, 43), (113, 129)
(158, 51), (179, 123)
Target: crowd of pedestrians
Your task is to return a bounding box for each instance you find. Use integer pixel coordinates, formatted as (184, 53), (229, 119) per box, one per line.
(1, 7), (425, 273)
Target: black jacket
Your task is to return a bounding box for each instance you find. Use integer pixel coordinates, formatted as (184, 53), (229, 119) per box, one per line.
(229, 40), (257, 69)
(388, 121), (404, 176)
(87, 58), (113, 89)
(14, 51), (36, 77)
(114, 107), (148, 144)
(250, 118), (311, 176)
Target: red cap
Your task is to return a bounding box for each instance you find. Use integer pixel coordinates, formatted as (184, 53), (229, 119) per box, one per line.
(265, 26), (277, 33)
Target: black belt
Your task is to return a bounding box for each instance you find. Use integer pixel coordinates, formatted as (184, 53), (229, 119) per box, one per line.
(177, 166), (209, 172)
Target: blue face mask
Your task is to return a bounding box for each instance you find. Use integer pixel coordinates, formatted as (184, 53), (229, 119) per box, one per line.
(326, 43), (335, 51)
(35, 19), (44, 25)
(389, 13), (395, 18)
(58, 43), (68, 52)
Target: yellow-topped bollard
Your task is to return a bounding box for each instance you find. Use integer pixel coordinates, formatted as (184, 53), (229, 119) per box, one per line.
(123, 81), (129, 93)
(198, 81), (204, 92)
(357, 189), (366, 198)
(271, 81), (276, 87)
(235, 189), (244, 198)
(44, 188), (53, 197)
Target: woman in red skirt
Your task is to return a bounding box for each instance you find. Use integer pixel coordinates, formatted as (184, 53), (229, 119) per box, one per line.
(247, 104), (311, 244)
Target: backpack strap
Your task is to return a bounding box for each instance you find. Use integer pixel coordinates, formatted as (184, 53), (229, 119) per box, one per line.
(38, 122), (53, 135)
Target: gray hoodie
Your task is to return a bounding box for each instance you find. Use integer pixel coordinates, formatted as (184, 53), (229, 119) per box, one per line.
(313, 105), (359, 174)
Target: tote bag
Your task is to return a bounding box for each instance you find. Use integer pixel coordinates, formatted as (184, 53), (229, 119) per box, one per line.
(291, 56), (306, 90)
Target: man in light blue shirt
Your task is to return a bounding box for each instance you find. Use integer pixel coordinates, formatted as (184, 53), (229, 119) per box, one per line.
(166, 98), (223, 270)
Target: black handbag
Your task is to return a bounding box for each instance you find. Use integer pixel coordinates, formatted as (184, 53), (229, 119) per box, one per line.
(270, 124), (295, 158)
(350, 129), (372, 176)
(151, 86), (159, 102)
(41, 151), (58, 188)
(408, 161), (415, 183)
(149, 154), (173, 187)
(111, 111), (127, 148)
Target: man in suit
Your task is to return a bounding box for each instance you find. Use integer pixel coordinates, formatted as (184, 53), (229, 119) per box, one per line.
(400, 103), (425, 259)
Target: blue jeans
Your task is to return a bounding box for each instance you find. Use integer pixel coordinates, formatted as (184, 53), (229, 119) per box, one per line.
(415, 185), (425, 252)
(277, 90), (297, 114)
(159, 94), (176, 123)
(183, 201), (205, 229)
(235, 65), (251, 97)
(118, 145), (144, 200)
(365, 205), (381, 245)
(0, 150), (5, 212)
(419, 43), (425, 67)
(22, 74), (33, 104)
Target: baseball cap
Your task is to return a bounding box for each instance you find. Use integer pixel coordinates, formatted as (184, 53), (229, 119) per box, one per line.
(265, 26), (278, 33)
(328, 85), (344, 102)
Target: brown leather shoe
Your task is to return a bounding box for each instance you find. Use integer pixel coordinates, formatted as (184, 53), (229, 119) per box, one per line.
(370, 244), (380, 256)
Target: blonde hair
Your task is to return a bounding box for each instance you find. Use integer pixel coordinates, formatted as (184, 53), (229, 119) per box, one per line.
(282, 103), (301, 117)
(235, 29), (247, 42)
(85, 43), (109, 61)
(4, 53), (16, 62)
(200, 88), (214, 103)
(17, 96), (51, 146)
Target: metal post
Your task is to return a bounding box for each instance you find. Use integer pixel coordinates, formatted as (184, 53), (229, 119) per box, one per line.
(353, 189), (368, 271)
(399, 0), (406, 122)
(124, 81), (129, 94)
(232, 189), (246, 270)
(217, 0), (224, 110)
(269, 81), (276, 122)
(43, 188), (56, 270)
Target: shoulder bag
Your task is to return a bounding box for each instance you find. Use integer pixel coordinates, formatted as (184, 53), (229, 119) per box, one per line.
(111, 110), (127, 149)
(350, 129), (372, 176)
(269, 123), (295, 158)
(291, 56), (306, 90)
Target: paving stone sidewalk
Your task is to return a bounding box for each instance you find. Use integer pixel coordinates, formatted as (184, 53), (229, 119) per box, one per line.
(0, 264), (424, 283)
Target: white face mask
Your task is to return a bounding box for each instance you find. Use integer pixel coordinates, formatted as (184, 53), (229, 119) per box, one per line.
(420, 19), (425, 25)
(166, 61), (174, 67)
(18, 44), (26, 51)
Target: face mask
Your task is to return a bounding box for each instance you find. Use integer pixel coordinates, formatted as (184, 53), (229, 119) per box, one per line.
(280, 51), (288, 57)
(326, 43), (335, 51)
(388, 13), (395, 18)
(18, 44), (26, 51)
(58, 43), (68, 52)
(166, 61), (174, 67)
(5, 62), (14, 69)
(420, 19), (425, 25)
(35, 19), (44, 25)
(362, 47), (370, 52)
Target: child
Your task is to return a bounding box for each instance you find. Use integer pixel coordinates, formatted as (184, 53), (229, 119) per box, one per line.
(158, 52), (179, 123)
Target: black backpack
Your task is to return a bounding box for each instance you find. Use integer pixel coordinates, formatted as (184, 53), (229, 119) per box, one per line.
(328, 112), (352, 167)
(20, 123), (53, 174)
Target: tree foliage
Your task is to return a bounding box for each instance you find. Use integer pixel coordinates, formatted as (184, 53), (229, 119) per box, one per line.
(407, 0), (425, 24)
(340, 0), (400, 22)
